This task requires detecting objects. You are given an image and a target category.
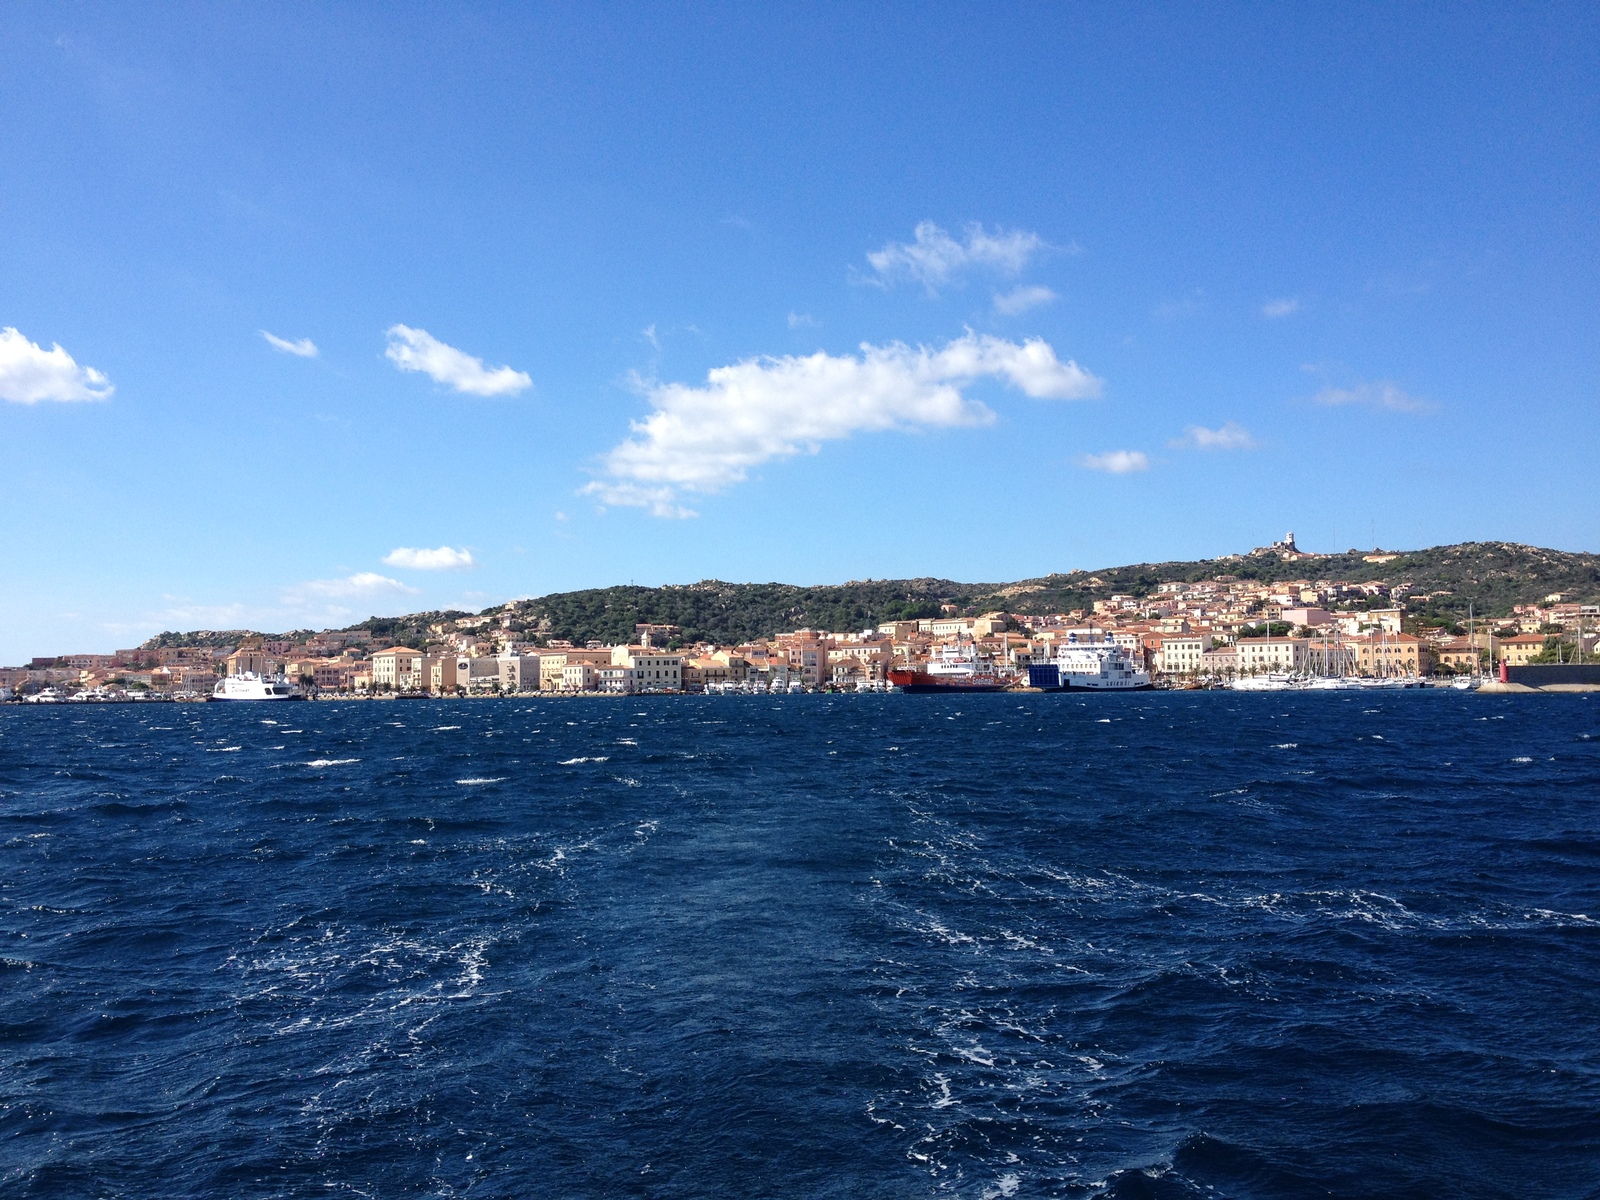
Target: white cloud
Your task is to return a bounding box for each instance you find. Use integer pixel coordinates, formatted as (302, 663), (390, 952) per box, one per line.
(260, 330), (318, 357)
(1170, 421), (1257, 451)
(642, 324), (660, 350)
(133, 571), (447, 644)
(0, 327), (114, 404)
(585, 481), (700, 520)
(993, 285), (1058, 315)
(585, 331), (1101, 516)
(1261, 297), (1300, 319)
(284, 572), (418, 602)
(1313, 381), (1433, 413)
(787, 311), (818, 329)
(865, 221), (1045, 291)
(384, 325), (532, 396)
(1077, 449), (1149, 474)
(383, 545), (475, 570)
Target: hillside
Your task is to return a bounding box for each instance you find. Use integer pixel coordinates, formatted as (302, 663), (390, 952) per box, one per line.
(138, 541), (1600, 651)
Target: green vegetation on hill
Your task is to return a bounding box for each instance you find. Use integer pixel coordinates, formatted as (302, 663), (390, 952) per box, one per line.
(138, 541), (1599, 651)
(496, 580), (986, 647)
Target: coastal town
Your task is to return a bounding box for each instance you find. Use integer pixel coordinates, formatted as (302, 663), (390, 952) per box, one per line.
(4, 535), (1595, 702)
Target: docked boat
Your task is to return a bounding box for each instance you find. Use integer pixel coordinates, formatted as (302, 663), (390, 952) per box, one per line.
(210, 673), (304, 701)
(889, 639), (1012, 693)
(1230, 673), (1299, 691)
(1028, 635), (1152, 691)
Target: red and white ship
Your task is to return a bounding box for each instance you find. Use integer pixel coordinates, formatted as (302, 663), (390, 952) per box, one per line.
(888, 640), (1013, 693)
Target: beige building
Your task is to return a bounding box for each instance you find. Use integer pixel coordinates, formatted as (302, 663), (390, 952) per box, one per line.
(1235, 637), (1312, 674)
(370, 647), (425, 690)
(429, 655), (504, 693)
(826, 644), (889, 681)
(311, 661), (358, 692)
(1156, 634), (1213, 676)
(497, 654), (540, 692)
(1348, 633), (1430, 677)
(688, 652), (748, 690)
(611, 646), (683, 690)
(1498, 634), (1549, 667)
(562, 662), (600, 691)
(540, 649), (613, 691)
(1436, 635), (1496, 673)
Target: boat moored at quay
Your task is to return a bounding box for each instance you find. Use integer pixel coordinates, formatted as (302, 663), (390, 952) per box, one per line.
(1027, 634), (1153, 691)
(887, 639), (1011, 693)
(210, 673), (305, 701)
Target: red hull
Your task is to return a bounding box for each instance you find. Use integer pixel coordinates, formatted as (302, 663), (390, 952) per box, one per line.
(888, 669), (1011, 693)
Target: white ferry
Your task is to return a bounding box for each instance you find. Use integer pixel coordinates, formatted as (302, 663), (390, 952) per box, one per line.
(1030, 635), (1152, 691)
(211, 673), (304, 701)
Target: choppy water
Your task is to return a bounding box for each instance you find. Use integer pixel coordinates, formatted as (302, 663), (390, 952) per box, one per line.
(1, 693), (1598, 1198)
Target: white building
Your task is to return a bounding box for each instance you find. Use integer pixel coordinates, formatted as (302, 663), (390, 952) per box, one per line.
(371, 648), (426, 690)
(1156, 634), (1213, 676)
(1235, 637), (1312, 674)
(610, 646), (683, 691)
(560, 662), (597, 691)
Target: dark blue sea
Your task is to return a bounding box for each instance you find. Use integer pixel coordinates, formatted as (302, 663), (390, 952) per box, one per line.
(2, 693), (1598, 1198)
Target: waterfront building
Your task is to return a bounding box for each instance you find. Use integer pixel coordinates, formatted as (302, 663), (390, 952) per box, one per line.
(497, 653), (539, 693)
(1499, 634), (1551, 667)
(1347, 632), (1430, 677)
(1155, 634), (1214, 676)
(539, 649), (613, 691)
(1235, 636), (1313, 675)
(370, 647), (426, 690)
(610, 645), (683, 690)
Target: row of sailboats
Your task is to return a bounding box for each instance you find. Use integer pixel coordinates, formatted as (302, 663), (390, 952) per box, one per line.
(1228, 618), (1430, 691)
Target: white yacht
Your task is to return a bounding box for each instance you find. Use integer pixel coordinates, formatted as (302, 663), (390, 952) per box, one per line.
(211, 673), (304, 701)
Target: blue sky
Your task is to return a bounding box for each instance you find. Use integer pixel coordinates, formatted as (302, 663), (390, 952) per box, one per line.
(1, 4), (1596, 660)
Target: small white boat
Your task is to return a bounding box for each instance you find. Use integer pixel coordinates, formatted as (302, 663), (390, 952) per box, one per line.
(211, 673), (304, 701)
(1230, 673), (1299, 691)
